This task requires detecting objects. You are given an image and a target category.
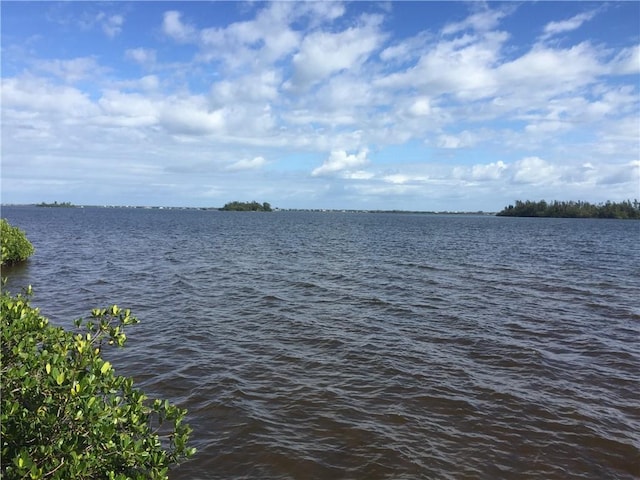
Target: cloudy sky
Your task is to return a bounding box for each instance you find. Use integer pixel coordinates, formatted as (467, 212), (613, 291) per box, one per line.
(2, 1), (639, 211)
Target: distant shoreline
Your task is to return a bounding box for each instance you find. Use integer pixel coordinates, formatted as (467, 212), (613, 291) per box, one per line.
(496, 200), (639, 219)
(4, 202), (638, 218)
(2, 204), (496, 215)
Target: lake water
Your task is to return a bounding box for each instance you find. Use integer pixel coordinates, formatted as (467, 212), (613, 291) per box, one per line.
(2, 206), (639, 479)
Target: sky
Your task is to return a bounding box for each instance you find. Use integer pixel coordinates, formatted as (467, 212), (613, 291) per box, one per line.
(1, 1), (639, 211)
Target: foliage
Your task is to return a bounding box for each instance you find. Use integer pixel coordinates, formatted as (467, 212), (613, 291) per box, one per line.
(36, 201), (75, 208)
(496, 199), (640, 219)
(1, 219), (35, 266)
(220, 200), (272, 212)
(1, 288), (195, 479)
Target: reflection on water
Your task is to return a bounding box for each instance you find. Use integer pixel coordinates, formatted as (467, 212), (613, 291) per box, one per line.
(3, 207), (639, 479)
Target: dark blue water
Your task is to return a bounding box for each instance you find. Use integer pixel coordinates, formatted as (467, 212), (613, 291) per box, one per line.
(2, 206), (639, 479)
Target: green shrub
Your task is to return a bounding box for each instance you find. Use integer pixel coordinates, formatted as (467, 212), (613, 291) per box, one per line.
(220, 200), (272, 211)
(1, 219), (35, 265)
(496, 199), (640, 218)
(1, 288), (195, 479)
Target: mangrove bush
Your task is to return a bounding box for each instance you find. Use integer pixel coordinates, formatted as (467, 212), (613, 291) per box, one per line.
(1, 219), (35, 265)
(1, 289), (195, 479)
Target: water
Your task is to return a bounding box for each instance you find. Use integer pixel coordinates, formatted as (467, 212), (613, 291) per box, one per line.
(2, 206), (639, 479)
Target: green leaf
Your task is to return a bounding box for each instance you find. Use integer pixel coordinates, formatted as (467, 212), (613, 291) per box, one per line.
(1, 288), (195, 478)
(101, 361), (112, 375)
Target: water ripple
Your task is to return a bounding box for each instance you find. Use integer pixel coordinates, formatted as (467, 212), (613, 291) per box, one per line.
(3, 208), (639, 479)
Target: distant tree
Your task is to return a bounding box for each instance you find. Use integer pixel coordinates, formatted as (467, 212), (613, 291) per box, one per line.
(37, 201), (75, 208)
(220, 201), (272, 212)
(496, 200), (640, 219)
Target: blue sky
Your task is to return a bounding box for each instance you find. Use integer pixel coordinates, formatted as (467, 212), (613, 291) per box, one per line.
(2, 1), (639, 210)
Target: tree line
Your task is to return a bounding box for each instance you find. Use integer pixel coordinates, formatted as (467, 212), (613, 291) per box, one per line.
(496, 200), (640, 219)
(220, 200), (272, 212)
(36, 201), (75, 207)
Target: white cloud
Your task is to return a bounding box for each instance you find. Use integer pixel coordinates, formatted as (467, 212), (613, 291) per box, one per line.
(512, 156), (557, 185)
(350, 182), (421, 197)
(380, 42), (411, 63)
(376, 31), (507, 100)
(383, 174), (410, 184)
(111, 75), (160, 93)
(125, 48), (157, 66)
(525, 120), (571, 134)
(162, 11), (196, 43)
(226, 156), (267, 171)
(139, 75), (159, 91)
(81, 86), (274, 140)
(35, 56), (103, 83)
(345, 170), (375, 180)
(442, 8), (509, 35)
(222, 104), (276, 138)
(97, 12), (124, 38)
(2, 76), (97, 116)
(610, 45), (640, 75)
(596, 161), (640, 186)
(309, 74), (378, 118)
(312, 149), (369, 176)
(302, 2), (346, 25)
(159, 97), (226, 136)
(199, 2), (300, 68)
(64, 9), (124, 38)
(97, 89), (158, 127)
(438, 135), (463, 149)
(452, 160), (507, 182)
(472, 161), (507, 180)
(408, 97), (431, 117)
(382, 173), (429, 184)
(594, 115), (640, 158)
(541, 10), (597, 39)
(289, 16), (384, 91)
(210, 70), (280, 106)
(437, 131), (477, 149)
(498, 42), (603, 93)
(380, 32), (430, 64)
(283, 109), (357, 128)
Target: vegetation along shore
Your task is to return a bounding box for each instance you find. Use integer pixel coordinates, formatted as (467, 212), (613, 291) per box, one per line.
(496, 200), (639, 219)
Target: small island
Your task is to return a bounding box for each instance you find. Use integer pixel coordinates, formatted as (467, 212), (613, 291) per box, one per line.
(36, 201), (75, 208)
(496, 200), (640, 219)
(220, 201), (272, 212)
